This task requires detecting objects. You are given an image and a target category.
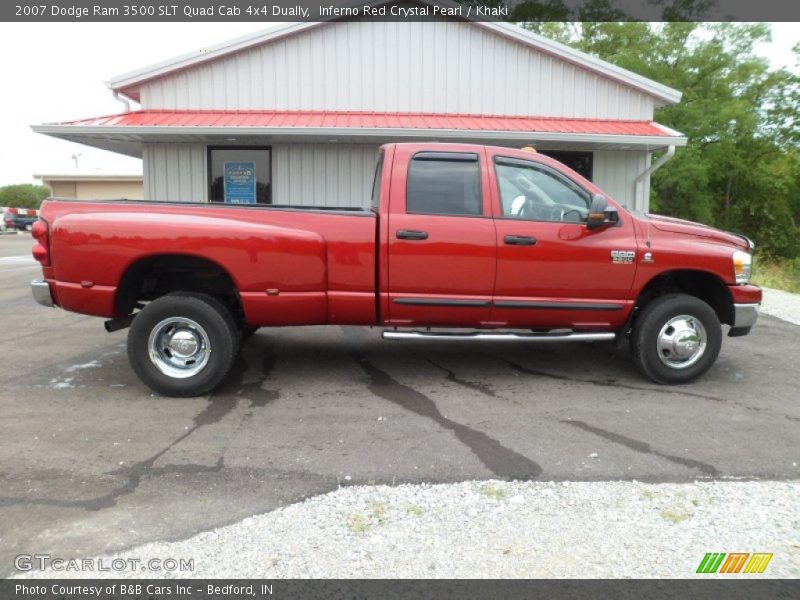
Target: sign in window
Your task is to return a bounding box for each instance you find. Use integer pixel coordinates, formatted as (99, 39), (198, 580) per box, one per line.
(223, 162), (256, 204)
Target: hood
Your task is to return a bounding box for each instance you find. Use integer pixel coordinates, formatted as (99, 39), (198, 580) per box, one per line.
(646, 214), (750, 251)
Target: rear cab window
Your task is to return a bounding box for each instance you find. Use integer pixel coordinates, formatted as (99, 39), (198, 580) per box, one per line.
(370, 152), (385, 210)
(406, 152), (482, 216)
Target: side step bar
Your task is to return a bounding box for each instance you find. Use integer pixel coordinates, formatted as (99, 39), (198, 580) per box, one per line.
(382, 331), (615, 342)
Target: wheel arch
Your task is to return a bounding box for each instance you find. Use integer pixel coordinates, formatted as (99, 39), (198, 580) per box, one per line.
(634, 269), (733, 325)
(115, 253), (244, 322)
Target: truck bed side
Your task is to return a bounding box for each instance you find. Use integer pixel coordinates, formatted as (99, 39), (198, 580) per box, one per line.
(38, 200), (378, 326)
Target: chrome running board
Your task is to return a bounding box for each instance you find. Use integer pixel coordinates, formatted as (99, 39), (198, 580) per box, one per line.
(381, 330), (615, 342)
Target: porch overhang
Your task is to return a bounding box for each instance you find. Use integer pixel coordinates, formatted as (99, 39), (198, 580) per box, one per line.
(32, 110), (687, 158)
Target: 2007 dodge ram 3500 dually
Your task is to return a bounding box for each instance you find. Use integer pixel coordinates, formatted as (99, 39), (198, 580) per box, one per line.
(30, 143), (761, 397)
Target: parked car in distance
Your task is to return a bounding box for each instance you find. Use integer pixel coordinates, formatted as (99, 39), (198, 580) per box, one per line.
(11, 213), (38, 231)
(3, 208), (39, 231)
(30, 143), (761, 397)
(2, 210), (14, 231)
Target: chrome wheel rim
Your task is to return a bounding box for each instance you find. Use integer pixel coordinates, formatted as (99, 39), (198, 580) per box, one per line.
(147, 317), (211, 378)
(656, 315), (707, 370)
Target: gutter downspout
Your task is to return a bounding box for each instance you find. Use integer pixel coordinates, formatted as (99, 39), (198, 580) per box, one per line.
(634, 144), (675, 212)
(112, 90), (132, 113)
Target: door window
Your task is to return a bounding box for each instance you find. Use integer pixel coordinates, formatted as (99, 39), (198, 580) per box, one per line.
(406, 152), (482, 216)
(495, 157), (590, 223)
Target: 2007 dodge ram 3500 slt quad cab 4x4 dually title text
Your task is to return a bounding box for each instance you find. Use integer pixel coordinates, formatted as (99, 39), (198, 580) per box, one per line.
(30, 143), (761, 397)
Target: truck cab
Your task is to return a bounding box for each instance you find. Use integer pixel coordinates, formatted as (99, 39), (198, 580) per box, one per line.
(378, 143), (638, 331)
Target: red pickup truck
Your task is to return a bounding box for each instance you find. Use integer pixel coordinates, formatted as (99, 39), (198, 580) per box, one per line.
(30, 143), (760, 397)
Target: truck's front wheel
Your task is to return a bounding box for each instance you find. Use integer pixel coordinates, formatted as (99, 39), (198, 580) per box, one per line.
(128, 293), (239, 397)
(631, 293), (722, 384)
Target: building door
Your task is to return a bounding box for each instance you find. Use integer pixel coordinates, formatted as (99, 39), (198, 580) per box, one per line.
(540, 150), (593, 181)
(386, 146), (496, 327)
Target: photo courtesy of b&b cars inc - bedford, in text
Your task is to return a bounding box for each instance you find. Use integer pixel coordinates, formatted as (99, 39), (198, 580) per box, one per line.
(0, 1), (798, 598)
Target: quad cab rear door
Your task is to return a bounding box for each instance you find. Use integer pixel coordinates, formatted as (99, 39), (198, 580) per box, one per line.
(383, 145), (497, 327)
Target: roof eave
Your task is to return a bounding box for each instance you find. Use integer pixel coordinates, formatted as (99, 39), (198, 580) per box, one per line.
(31, 123), (688, 148)
(106, 21), (323, 96)
(34, 174), (143, 181)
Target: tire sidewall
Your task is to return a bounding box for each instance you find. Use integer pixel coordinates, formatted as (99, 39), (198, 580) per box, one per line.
(634, 294), (722, 384)
(128, 294), (237, 397)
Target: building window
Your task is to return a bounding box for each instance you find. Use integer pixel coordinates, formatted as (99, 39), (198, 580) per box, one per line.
(406, 152), (482, 216)
(540, 151), (593, 181)
(208, 146), (271, 204)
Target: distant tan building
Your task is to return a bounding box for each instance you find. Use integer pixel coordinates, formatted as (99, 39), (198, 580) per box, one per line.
(34, 174), (144, 200)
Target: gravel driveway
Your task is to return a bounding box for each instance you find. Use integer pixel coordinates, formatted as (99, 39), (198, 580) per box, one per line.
(760, 287), (800, 325)
(15, 480), (799, 579)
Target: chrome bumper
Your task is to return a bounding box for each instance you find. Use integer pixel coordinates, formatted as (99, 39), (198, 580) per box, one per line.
(31, 279), (54, 307)
(729, 302), (759, 337)
(733, 303), (759, 328)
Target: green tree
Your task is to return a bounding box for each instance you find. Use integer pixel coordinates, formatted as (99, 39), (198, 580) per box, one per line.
(0, 184), (51, 210)
(522, 21), (800, 258)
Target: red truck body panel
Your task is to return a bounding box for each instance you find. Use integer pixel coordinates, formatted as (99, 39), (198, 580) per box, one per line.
(38, 202), (377, 326)
(34, 142), (761, 332)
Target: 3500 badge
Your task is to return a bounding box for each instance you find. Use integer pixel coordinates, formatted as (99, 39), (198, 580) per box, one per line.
(610, 250), (636, 264)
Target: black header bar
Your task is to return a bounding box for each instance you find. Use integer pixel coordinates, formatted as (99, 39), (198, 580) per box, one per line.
(3, 0), (800, 22)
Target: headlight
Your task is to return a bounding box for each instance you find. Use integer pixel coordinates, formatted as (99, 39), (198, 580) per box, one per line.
(732, 249), (752, 284)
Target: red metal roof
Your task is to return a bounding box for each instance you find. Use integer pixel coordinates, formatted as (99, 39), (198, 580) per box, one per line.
(58, 110), (675, 137)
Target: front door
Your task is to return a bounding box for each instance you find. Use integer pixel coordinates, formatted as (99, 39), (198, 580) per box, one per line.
(386, 146), (496, 327)
(488, 153), (638, 330)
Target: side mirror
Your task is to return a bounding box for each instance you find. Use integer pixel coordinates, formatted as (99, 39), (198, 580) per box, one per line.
(587, 194), (619, 230)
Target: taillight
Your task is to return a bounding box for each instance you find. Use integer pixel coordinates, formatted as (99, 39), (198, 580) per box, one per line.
(31, 219), (50, 266)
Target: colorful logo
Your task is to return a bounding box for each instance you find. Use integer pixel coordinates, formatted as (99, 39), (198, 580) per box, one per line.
(696, 552), (773, 574)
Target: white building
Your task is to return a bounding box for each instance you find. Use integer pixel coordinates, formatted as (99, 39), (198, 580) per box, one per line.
(33, 1), (686, 211)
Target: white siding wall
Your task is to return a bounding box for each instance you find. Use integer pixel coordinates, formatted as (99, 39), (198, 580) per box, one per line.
(143, 142), (651, 211)
(142, 141), (378, 206)
(592, 150), (649, 211)
(142, 143), (207, 202)
(272, 143), (379, 206)
(139, 21), (654, 120)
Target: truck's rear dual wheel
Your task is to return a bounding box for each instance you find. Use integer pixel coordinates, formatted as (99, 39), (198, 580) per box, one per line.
(128, 293), (239, 397)
(631, 293), (722, 384)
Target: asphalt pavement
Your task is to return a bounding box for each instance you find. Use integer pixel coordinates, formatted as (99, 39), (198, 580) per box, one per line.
(0, 233), (797, 576)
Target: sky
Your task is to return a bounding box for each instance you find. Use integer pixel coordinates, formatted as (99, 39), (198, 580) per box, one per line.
(0, 22), (797, 187)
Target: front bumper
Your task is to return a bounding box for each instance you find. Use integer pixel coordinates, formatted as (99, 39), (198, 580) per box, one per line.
(31, 279), (54, 307)
(729, 303), (759, 337)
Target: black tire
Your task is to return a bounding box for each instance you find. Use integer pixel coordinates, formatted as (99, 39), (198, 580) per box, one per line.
(127, 293), (240, 397)
(239, 325), (258, 341)
(631, 293), (722, 384)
